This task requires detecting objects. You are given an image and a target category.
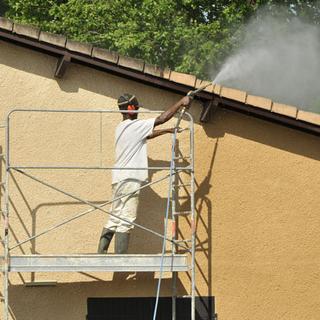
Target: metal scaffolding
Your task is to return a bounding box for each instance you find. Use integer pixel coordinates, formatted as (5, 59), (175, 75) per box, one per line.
(1, 108), (196, 320)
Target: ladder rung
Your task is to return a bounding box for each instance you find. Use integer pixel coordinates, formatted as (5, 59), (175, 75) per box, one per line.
(175, 239), (192, 243)
(174, 156), (190, 160)
(173, 211), (191, 216)
(177, 127), (190, 132)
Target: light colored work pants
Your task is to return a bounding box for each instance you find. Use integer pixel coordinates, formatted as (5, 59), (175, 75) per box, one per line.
(105, 179), (141, 233)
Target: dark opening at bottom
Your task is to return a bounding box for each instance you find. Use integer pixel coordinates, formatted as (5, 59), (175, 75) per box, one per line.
(87, 296), (215, 320)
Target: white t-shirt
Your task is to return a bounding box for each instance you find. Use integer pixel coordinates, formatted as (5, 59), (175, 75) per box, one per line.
(112, 118), (156, 184)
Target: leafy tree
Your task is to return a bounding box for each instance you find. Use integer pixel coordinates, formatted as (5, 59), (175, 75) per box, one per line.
(0, 0), (8, 16)
(3, 0), (320, 78)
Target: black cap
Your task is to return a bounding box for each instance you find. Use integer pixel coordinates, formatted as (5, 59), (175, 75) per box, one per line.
(117, 93), (141, 109)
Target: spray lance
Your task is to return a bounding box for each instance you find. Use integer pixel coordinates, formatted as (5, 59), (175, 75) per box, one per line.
(175, 81), (214, 128)
(188, 81), (214, 98)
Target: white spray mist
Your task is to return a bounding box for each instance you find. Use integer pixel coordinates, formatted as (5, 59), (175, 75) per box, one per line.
(213, 10), (320, 113)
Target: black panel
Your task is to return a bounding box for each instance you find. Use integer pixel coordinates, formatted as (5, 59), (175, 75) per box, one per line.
(87, 296), (215, 320)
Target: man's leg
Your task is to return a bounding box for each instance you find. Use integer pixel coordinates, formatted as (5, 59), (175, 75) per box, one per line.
(97, 228), (115, 254)
(97, 183), (121, 254)
(115, 180), (141, 254)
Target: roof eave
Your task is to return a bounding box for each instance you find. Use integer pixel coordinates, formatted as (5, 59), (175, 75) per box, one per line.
(0, 27), (319, 136)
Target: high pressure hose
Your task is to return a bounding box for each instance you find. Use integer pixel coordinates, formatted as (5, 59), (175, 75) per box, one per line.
(152, 82), (213, 320)
(152, 109), (180, 320)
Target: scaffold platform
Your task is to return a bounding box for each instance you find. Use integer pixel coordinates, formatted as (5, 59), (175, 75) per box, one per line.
(3, 254), (189, 272)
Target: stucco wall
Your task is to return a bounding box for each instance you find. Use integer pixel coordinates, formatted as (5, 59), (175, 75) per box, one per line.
(0, 40), (319, 320)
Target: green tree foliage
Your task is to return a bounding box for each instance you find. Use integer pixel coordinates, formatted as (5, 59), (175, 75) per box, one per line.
(3, 0), (320, 78)
(0, 0), (8, 16)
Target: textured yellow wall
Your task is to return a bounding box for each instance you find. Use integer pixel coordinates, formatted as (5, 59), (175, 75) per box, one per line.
(0, 40), (319, 320)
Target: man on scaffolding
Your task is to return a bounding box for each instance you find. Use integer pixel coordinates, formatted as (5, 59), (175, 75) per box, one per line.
(97, 93), (191, 254)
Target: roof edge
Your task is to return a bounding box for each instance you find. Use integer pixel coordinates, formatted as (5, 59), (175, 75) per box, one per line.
(0, 17), (319, 135)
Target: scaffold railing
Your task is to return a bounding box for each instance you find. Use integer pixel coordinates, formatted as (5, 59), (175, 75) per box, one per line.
(1, 108), (196, 320)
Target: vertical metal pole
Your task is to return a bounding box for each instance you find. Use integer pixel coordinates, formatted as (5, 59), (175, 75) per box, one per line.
(171, 108), (187, 320)
(99, 111), (103, 168)
(3, 117), (10, 320)
(171, 141), (178, 320)
(190, 117), (196, 320)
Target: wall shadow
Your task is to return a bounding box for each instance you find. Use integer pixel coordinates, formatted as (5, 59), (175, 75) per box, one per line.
(130, 157), (172, 254)
(0, 40), (173, 111)
(172, 140), (218, 298)
(203, 108), (320, 161)
(5, 278), (187, 320)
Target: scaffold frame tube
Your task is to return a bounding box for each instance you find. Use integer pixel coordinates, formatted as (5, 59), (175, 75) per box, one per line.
(3, 108), (196, 320)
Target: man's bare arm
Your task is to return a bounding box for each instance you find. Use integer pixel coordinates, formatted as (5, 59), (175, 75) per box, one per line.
(154, 96), (191, 127)
(147, 128), (175, 139)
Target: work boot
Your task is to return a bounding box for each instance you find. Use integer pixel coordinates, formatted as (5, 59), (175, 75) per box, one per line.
(97, 228), (115, 254)
(115, 232), (130, 254)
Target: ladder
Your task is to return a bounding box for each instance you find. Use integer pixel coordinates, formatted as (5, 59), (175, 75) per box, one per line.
(170, 110), (196, 320)
(1, 109), (196, 320)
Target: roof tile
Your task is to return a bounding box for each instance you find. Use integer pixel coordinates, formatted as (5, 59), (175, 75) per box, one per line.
(221, 86), (247, 103)
(195, 79), (202, 88)
(66, 39), (92, 55)
(272, 102), (297, 118)
(213, 84), (222, 95)
(13, 23), (40, 39)
(297, 110), (320, 126)
(246, 94), (272, 111)
(39, 31), (66, 48)
(118, 55), (144, 72)
(92, 47), (118, 64)
(144, 63), (162, 77)
(170, 71), (196, 87)
(0, 17), (13, 31)
(163, 68), (171, 80)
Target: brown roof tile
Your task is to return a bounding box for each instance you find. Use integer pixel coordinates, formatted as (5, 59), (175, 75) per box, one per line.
(297, 110), (320, 126)
(0, 17), (13, 31)
(39, 31), (66, 48)
(213, 84), (222, 95)
(246, 94), (272, 111)
(162, 68), (171, 80)
(221, 86), (247, 103)
(195, 79), (202, 88)
(13, 23), (40, 39)
(92, 47), (118, 64)
(144, 63), (162, 77)
(272, 102), (298, 118)
(118, 55), (144, 72)
(170, 71), (196, 87)
(66, 39), (92, 55)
